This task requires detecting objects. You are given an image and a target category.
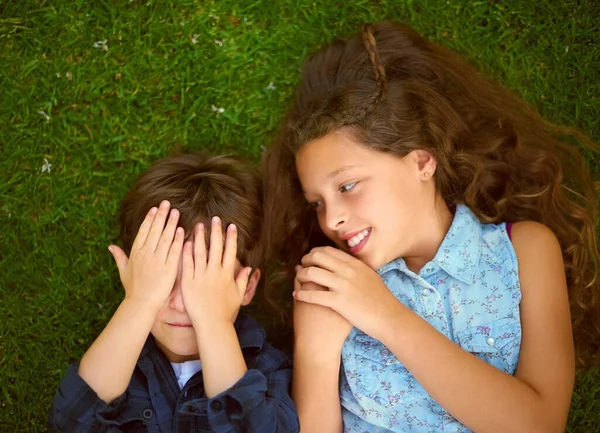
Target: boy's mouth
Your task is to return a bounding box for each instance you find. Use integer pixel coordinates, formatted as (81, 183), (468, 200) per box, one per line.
(168, 323), (193, 328)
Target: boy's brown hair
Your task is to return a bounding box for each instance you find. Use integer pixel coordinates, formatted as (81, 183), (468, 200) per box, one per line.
(119, 152), (262, 270)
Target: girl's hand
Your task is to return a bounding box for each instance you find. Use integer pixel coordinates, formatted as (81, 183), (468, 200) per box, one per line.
(294, 246), (403, 341)
(293, 265), (352, 353)
(181, 217), (252, 330)
(109, 200), (185, 313)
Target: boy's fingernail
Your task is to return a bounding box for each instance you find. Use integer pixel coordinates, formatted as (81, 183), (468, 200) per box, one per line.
(212, 216), (220, 224)
(161, 200), (169, 208)
(229, 223), (236, 231)
(107, 246), (113, 253)
(150, 207), (158, 215)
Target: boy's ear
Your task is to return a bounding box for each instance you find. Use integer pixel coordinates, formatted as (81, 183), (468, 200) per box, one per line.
(241, 268), (261, 306)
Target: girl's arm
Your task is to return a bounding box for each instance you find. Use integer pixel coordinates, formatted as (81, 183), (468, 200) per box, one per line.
(292, 275), (351, 433)
(381, 221), (574, 433)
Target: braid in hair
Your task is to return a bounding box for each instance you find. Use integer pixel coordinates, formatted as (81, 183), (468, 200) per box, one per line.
(360, 23), (387, 111)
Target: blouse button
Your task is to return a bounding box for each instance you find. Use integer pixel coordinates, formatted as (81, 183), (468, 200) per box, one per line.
(421, 288), (430, 297)
(142, 408), (153, 419)
(486, 337), (496, 347)
(187, 404), (196, 413)
(380, 349), (390, 357)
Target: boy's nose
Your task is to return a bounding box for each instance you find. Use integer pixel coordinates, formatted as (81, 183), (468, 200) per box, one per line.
(168, 280), (187, 313)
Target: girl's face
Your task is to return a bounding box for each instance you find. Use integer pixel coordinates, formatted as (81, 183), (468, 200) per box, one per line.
(296, 129), (436, 270)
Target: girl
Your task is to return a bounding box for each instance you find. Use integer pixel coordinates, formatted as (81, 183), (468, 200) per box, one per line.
(263, 21), (600, 433)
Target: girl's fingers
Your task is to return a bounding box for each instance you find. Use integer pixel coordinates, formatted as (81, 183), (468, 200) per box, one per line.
(208, 216), (224, 266)
(145, 200), (171, 251)
(293, 288), (336, 309)
(131, 207), (158, 252)
(222, 224), (238, 270)
(156, 208), (180, 258)
(166, 227), (185, 269)
(296, 266), (344, 290)
(193, 223), (207, 272)
(301, 247), (346, 273)
(181, 241), (195, 280)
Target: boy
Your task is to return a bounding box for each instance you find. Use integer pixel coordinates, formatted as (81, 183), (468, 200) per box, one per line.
(49, 153), (299, 432)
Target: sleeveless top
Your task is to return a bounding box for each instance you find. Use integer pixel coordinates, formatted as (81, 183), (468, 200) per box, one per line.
(340, 204), (522, 432)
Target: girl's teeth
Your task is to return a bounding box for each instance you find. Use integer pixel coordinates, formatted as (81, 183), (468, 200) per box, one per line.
(347, 229), (370, 248)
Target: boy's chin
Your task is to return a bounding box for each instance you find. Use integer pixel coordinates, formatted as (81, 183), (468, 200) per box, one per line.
(153, 335), (200, 363)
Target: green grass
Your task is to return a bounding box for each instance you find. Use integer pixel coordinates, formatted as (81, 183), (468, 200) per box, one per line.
(1, 0), (599, 431)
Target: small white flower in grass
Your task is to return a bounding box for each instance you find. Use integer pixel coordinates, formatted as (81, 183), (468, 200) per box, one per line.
(214, 39), (223, 47)
(97, 303), (103, 309)
(38, 110), (51, 121)
(565, 46), (569, 53)
(93, 40), (109, 52)
(180, 21), (185, 27)
(41, 158), (52, 173)
(267, 81), (276, 90)
(56, 72), (61, 78)
(191, 34), (200, 44)
(66, 72), (73, 80)
(260, 145), (267, 152)
(211, 104), (225, 114)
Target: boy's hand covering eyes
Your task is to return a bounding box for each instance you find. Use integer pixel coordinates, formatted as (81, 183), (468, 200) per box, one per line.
(181, 216), (252, 329)
(109, 201), (185, 313)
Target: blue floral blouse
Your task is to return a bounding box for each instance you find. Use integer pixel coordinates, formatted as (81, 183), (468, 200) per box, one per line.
(340, 204), (522, 432)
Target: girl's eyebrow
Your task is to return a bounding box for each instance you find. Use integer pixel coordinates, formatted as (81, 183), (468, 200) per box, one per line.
(328, 165), (361, 179)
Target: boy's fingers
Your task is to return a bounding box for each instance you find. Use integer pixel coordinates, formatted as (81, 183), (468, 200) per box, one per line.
(181, 241), (195, 279)
(167, 227), (185, 269)
(208, 216), (224, 266)
(145, 200), (171, 251)
(156, 208), (180, 258)
(131, 207), (158, 252)
(222, 224), (238, 270)
(235, 267), (252, 298)
(194, 223), (207, 272)
(108, 245), (128, 275)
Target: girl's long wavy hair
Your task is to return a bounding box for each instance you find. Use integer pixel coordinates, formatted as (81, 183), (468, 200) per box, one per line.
(262, 21), (600, 369)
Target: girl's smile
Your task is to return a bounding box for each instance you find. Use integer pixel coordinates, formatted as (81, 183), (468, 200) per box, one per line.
(295, 128), (443, 271)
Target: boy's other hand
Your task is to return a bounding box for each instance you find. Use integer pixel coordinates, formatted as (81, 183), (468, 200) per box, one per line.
(108, 200), (185, 313)
(181, 216), (251, 330)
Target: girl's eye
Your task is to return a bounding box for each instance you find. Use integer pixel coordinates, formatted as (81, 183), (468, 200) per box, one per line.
(309, 200), (322, 209)
(340, 182), (357, 193)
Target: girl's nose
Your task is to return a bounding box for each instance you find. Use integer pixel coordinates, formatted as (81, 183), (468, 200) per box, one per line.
(325, 201), (348, 231)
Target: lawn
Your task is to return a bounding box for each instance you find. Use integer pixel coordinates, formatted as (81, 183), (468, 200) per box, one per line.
(1, 0), (599, 431)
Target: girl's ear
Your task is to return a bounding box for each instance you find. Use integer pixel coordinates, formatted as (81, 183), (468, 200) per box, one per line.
(241, 268), (261, 306)
(414, 149), (437, 180)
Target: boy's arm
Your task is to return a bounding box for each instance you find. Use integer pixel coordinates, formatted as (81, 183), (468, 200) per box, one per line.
(79, 202), (183, 403)
(77, 298), (160, 402)
(194, 322), (299, 433)
(181, 220), (299, 431)
(49, 299), (157, 432)
(50, 202), (184, 432)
